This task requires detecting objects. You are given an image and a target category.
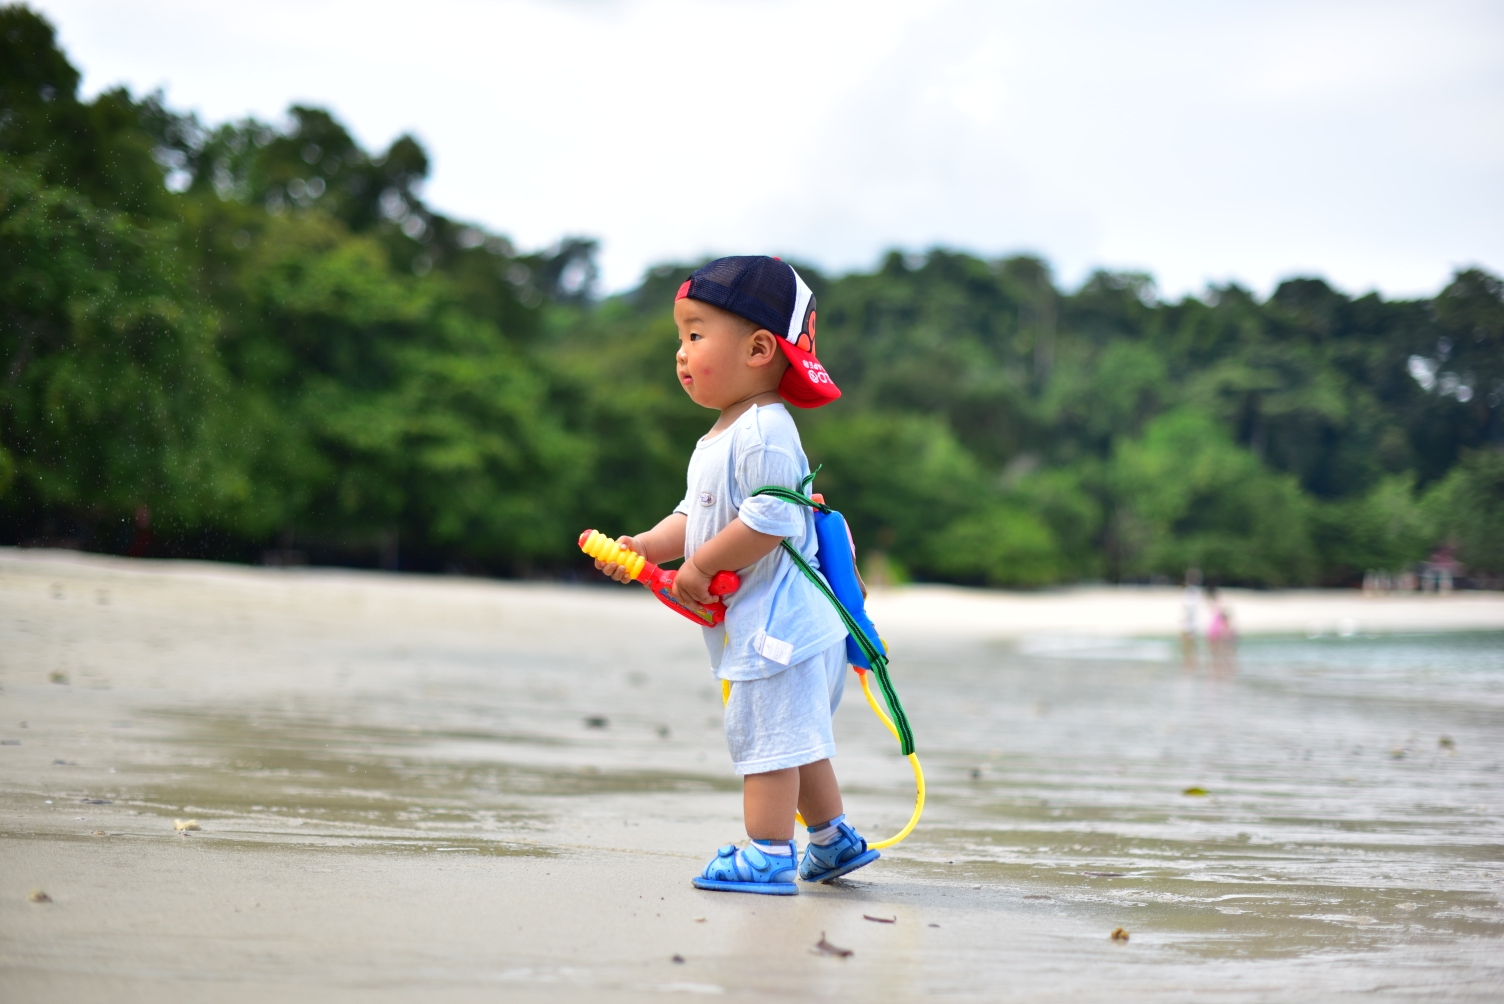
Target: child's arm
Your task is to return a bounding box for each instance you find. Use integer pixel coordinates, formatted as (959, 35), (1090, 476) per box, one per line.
(672, 518), (782, 605)
(596, 512), (687, 583)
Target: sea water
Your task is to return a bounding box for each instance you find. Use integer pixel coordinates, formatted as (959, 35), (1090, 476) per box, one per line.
(892, 632), (1504, 965)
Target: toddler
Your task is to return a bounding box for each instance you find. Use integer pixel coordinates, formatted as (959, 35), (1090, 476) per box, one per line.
(596, 256), (879, 894)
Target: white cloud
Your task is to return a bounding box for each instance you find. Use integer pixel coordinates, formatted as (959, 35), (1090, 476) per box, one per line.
(36, 0), (1504, 298)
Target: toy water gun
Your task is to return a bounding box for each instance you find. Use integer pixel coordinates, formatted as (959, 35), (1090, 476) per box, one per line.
(578, 529), (740, 627)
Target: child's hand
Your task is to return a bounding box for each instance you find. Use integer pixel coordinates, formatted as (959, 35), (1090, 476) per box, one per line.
(671, 558), (715, 606)
(595, 535), (640, 583)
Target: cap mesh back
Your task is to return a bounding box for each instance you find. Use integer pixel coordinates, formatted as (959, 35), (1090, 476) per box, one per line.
(687, 256), (795, 336)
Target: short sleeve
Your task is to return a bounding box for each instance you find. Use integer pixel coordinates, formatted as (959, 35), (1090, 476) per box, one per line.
(735, 445), (806, 538)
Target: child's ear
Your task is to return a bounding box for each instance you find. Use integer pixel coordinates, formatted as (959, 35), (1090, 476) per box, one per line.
(747, 328), (780, 367)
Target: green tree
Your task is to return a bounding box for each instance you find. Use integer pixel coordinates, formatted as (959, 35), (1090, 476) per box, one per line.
(926, 502), (1063, 587)
(0, 156), (239, 541)
(1109, 409), (1315, 585)
(1424, 449), (1504, 575)
(1312, 476), (1434, 581)
(6, 1), (1504, 588)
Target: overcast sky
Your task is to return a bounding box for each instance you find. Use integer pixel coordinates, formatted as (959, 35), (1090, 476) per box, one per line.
(35, 0), (1504, 298)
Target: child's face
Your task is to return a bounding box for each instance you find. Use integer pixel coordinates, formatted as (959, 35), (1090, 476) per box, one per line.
(674, 298), (783, 410)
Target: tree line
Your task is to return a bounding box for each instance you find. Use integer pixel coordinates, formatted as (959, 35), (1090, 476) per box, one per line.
(3, 5), (1501, 587)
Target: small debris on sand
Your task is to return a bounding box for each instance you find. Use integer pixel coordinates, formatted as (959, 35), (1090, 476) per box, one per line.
(812, 932), (853, 957)
(928, 923), (940, 928)
(1439, 736), (1456, 750)
(81, 798), (112, 804)
(1111, 927), (1130, 942)
(694, 917), (706, 923)
(92, 830), (106, 836)
(28, 889), (52, 903)
(584, 716), (608, 729)
(49, 671), (68, 685)
(174, 819), (201, 831)
(1182, 787), (1208, 797)
(671, 954), (685, 963)
(863, 914), (896, 924)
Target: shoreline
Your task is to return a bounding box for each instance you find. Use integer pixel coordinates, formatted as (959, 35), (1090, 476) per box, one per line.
(6, 546), (1502, 643)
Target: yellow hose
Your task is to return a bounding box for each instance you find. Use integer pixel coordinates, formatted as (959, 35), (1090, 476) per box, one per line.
(856, 668), (925, 849)
(720, 669), (924, 849)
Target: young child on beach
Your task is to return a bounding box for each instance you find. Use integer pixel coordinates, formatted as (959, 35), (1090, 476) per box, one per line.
(594, 256), (879, 895)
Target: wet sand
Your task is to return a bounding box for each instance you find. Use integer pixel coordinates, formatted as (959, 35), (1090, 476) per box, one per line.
(2, 548), (1502, 1001)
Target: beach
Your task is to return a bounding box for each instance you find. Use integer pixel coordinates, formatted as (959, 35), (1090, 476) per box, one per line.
(2, 548), (1502, 1001)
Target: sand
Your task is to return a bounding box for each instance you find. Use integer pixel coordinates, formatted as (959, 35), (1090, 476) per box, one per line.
(1, 548), (1501, 1002)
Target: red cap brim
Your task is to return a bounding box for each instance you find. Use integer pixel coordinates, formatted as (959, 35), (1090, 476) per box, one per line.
(775, 339), (841, 408)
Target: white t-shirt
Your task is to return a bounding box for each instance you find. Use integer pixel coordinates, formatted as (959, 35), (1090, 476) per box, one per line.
(674, 403), (847, 681)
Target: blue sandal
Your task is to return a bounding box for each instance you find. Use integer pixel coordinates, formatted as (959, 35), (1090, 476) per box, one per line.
(799, 820), (880, 883)
(692, 842), (799, 895)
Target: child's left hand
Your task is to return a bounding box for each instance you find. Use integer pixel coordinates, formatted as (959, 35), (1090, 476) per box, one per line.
(672, 558), (715, 606)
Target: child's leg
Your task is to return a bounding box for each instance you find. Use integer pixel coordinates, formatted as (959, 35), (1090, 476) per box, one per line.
(743, 767), (799, 841)
(792, 646), (879, 883)
(796, 758), (843, 828)
(743, 759), (845, 840)
(694, 765), (801, 896)
(694, 643), (863, 894)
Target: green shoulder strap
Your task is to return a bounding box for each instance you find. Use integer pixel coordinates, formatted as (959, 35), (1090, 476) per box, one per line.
(747, 474), (915, 755)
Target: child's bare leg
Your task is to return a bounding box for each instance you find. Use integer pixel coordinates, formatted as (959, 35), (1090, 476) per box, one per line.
(796, 759), (843, 827)
(743, 767), (799, 841)
(693, 768), (801, 894)
(743, 760), (845, 840)
(794, 756), (878, 883)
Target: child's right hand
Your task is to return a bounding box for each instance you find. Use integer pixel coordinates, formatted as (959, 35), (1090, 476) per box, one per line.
(595, 535), (640, 583)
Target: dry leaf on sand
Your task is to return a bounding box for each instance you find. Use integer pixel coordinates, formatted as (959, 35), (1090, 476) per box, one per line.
(812, 932), (853, 957)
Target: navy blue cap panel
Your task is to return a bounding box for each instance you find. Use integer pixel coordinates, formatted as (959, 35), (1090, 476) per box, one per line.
(683, 256), (797, 336)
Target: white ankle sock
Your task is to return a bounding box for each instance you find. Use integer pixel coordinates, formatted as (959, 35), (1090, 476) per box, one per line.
(807, 813), (845, 846)
(751, 839), (794, 856)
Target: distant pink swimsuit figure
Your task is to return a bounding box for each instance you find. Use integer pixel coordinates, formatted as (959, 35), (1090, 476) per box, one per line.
(1207, 607), (1231, 643)
(1206, 593), (1236, 671)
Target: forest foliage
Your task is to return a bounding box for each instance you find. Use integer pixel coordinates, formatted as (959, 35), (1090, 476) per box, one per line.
(3, 5), (1502, 587)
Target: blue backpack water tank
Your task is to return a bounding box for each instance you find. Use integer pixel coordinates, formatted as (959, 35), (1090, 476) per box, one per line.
(812, 508), (886, 669)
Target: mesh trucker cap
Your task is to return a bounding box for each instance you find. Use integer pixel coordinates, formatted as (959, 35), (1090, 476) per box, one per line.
(675, 256), (841, 408)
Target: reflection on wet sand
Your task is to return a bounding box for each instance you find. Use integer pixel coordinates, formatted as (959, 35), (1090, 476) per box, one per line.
(1, 550), (1502, 1001)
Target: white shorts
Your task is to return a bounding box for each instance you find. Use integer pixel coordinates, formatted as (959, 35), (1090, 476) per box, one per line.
(723, 640), (847, 775)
